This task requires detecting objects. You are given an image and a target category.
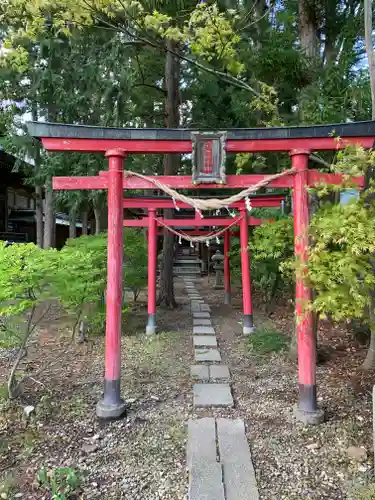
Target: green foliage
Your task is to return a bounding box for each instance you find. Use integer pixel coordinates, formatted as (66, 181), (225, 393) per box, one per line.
(231, 217), (294, 302)
(52, 234), (108, 333)
(0, 242), (55, 319)
(307, 199), (375, 322)
(251, 217), (294, 301)
(247, 327), (289, 356)
(36, 464), (82, 500)
(123, 229), (148, 302)
(55, 229), (147, 329)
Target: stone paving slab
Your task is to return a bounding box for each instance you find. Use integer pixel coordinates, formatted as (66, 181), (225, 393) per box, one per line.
(217, 419), (259, 500)
(193, 384), (233, 408)
(193, 312), (211, 319)
(190, 364), (209, 381)
(191, 299), (204, 304)
(193, 326), (216, 335)
(187, 418), (217, 467)
(189, 462), (225, 500)
(200, 304), (211, 312)
(195, 348), (221, 362)
(191, 303), (202, 312)
(193, 335), (217, 348)
(210, 365), (230, 381)
(193, 318), (212, 326)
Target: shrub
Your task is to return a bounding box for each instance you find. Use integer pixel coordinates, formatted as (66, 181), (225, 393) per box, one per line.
(55, 229), (147, 332)
(230, 216), (294, 304)
(36, 465), (82, 499)
(307, 199), (375, 322)
(0, 242), (57, 397)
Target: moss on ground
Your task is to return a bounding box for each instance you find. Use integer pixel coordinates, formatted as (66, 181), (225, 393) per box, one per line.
(247, 326), (289, 355)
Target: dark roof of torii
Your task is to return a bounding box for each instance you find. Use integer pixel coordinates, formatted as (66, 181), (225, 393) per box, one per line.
(27, 120), (375, 141)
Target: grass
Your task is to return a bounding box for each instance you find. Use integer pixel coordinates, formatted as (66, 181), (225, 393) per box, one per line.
(0, 473), (16, 498)
(248, 326), (289, 355)
(353, 484), (375, 500)
(122, 331), (185, 376)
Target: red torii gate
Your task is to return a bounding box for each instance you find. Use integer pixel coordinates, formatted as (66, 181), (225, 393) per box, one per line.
(122, 194), (284, 334)
(27, 120), (372, 424)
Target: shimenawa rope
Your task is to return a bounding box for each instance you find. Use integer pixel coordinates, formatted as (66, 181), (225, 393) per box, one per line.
(126, 167), (295, 243)
(124, 167), (296, 212)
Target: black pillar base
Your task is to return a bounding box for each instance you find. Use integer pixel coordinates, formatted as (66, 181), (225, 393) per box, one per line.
(294, 384), (324, 425)
(96, 379), (126, 420)
(146, 313), (156, 335)
(243, 314), (255, 335)
(224, 291), (231, 305)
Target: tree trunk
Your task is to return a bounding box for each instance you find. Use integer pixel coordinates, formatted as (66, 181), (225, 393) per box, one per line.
(298, 0), (319, 59)
(69, 209), (77, 239)
(365, 0), (375, 120)
(43, 177), (55, 249)
(35, 184), (44, 247)
(289, 321), (298, 361)
(363, 302), (375, 370)
(94, 206), (101, 235)
(32, 108), (43, 248)
(363, 2), (375, 368)
(157, 39), (181, 308)
(82, 210), (89, 235)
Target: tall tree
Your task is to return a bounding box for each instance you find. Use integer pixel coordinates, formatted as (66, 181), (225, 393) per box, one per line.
(158, 40), (181, 307)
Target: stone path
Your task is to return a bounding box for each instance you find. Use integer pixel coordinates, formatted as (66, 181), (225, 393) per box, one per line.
(182, 277), (259, 500)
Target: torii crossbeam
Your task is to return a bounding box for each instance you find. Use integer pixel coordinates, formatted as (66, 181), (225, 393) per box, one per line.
(27, 120), (372, 425)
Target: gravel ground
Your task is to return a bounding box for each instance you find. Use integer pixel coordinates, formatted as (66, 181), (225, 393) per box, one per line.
(0, 282), (192, 499)
(197, 279), (374, 500)
(1, 278), (374, 499)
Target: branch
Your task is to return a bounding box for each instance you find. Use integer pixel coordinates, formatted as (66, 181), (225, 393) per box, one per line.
(309, 154), (331, 169)
(7, 305), (36, 399)
(133, 83), (167, 95)
(79, 3), (261, 97)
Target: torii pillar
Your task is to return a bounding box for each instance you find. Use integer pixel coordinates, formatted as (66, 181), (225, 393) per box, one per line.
(240, 207), (255, 334)
(146, 208), (157, 335)
(96, 149), (127, 419)
(223, 230), (231, 305)
(291, 150), (324, 425)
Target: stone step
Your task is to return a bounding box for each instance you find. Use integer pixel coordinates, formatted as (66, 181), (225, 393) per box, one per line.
(189, 462), (225, 500)
(187, 418), (259, 500)
(174, 268), (201, 274)
(195, 348), (221, 362)
(191, 364), (230, 382)
(191, 364), (209, 381)
(193, 335), (217, 348)
(193, 383), (234, 408)
(193, 318), (212, 327)
(187, 418), (217, 467)
(217, 419), (259, 500)
(193, 312), (211, 319)
(210, 365), (230, 381)
(187, 419), (225, 500)
(191, 303), (211, 313)
(193, 326), (216, 335)
(174, 260), (201, 265)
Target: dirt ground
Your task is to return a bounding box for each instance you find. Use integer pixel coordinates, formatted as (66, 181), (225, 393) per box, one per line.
(0, 277), (375, 499)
